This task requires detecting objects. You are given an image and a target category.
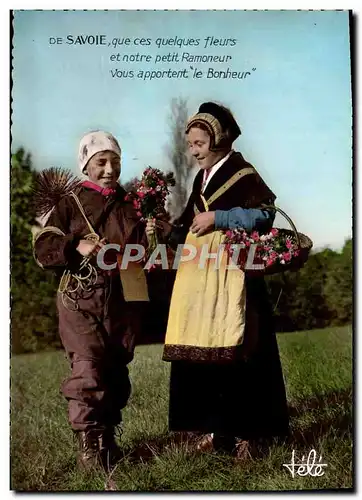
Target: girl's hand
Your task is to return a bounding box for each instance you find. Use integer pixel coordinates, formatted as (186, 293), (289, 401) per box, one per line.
(190, 212), (216, 237)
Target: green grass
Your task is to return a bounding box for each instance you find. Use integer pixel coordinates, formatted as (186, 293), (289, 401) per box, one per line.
(10, 325), (353, 491)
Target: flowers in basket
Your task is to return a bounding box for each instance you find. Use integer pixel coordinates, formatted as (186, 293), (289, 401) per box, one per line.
(125, 167), (176, 256)
(223, 227), (301, 273)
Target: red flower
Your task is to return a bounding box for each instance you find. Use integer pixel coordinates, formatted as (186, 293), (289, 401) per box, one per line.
(250, 231), (260, 242)
(282, 251), (292, 262)
(125, 167), (175, 221)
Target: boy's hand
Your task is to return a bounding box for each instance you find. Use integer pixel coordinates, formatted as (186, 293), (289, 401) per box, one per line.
(145, 218), (157, 241)
(76, 238), (106, 257)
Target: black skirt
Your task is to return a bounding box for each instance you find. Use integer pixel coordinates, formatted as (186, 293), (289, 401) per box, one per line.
(168, 278), (289, 439)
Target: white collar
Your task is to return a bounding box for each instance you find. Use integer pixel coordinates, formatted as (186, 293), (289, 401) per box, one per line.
(202, 150), (234, 192)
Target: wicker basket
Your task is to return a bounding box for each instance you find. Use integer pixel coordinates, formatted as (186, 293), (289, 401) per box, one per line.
(247, 205), (313, 275)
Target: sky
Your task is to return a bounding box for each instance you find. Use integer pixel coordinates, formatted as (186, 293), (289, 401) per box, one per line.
(11, 9), (352, 250)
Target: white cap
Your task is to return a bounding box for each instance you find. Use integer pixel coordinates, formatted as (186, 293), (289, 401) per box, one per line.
(78, 130), (121, 173)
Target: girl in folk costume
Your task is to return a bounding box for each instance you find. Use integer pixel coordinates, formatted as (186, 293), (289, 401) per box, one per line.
(33, 131), (153, 471)
(161, 102), (289, 458)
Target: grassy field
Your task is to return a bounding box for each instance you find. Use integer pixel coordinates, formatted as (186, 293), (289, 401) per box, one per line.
(10, 325), (353, 492)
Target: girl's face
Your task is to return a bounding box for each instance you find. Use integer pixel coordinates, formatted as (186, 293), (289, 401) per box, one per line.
(84, 151), (121, 188)
(186, 126), (227, 170)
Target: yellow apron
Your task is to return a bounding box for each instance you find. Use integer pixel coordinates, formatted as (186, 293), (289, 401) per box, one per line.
(164, 166), (260, 359)
(164, 229), (246, 352)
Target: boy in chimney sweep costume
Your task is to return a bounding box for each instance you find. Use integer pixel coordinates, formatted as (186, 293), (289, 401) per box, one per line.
(33, 131), (154, 471)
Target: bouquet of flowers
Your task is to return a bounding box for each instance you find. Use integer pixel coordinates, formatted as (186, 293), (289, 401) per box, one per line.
(223, 227), (307, 274)
(125, 167), (176, 254)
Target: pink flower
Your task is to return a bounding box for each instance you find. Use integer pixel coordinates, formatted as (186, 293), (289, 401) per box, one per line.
(286, 239), (293, 249)
(270, 228), (279, 237)
(250, 231), (260, 242)
(282, 252), (292, 262)
(138, 192), (145, 199)
(267, 257), (276, 266)
(136, 211), (142, 217)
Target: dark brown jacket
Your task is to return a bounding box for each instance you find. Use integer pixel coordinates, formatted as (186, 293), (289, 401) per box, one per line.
(33, 183), (152, 365)
(34, 184), (148, 273)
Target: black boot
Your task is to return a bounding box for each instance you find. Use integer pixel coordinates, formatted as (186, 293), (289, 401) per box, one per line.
(99, 427), (123, 469)
(76, 429), (104, 471)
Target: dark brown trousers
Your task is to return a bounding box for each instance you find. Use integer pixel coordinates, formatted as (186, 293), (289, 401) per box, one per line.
(57, 273), (141, 431)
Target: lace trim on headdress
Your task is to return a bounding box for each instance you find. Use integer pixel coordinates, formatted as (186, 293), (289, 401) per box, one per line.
(186, 112), (226, 148)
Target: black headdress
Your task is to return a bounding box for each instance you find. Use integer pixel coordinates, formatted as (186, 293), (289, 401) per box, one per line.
(186, 102), (241, 151)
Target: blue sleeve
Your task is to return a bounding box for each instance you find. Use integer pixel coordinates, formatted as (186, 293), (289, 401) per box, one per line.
(214, 207), (275, 232)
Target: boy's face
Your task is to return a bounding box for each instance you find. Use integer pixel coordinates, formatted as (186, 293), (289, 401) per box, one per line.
(84, 151), (121, 188)
(186, 126), (228, 170)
